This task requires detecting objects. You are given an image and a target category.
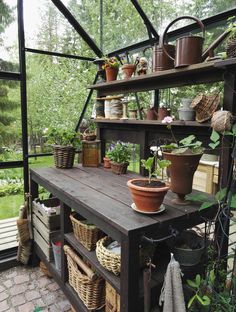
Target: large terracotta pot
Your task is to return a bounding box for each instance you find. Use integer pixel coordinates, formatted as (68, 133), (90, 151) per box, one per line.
(105, 67), (119, 82)
(127, 179), (170, 212)
(122, 64), (136, 79)
(162, 152), (202, 205)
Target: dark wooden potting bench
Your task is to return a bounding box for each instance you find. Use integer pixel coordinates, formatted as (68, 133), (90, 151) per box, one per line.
(30, 165), (215, 312)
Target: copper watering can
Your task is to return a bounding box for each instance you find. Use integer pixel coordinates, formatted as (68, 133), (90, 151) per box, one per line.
(162, 16), (205, 68)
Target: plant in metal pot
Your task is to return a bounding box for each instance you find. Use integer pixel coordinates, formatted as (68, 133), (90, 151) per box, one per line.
(161, 116), (204, 205)
(127, 148), (171, 213)
(46, 128), (81, 169)
(107, 141), (132, 174)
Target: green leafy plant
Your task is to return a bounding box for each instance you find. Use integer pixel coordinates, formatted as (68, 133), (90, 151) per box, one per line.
(141, 156), (171, 184)
(103, 56), (120, 69)
(226, 16), (236, 41)
(46, 128), (81, 149)
(161, 117), (203, 154)
(107, 141), (132, 163)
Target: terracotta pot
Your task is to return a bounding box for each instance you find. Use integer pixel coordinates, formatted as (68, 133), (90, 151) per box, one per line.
(122, 64), (136, 79)
(146, 107), (158, 120)
(129, 109), (137, 119)
(103, 157), (111, 169)
(110, 161), (129, 174)
(127, 179), (170, 212)
(162, 152), (202, 205)
(105, 67), (119, 82)
(158, 107), (170, 120)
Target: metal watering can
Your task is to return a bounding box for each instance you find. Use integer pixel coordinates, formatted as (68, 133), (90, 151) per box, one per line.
(161, 15), (205, 68)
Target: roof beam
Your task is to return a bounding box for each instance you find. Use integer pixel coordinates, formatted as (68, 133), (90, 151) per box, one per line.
(51, 0), (103, 58)
(130, 0), (159, 40)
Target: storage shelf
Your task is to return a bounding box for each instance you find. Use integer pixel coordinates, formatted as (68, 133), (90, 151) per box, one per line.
(88, 60), (227, 95)
(65, 232), (120, 293)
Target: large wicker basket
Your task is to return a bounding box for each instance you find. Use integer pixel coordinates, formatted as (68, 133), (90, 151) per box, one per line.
(96, 237), (121, 276)
(110, 162), (129, 175)
(190, 93), (220, 122)
(70, 212), (105, 251)
(53, 145), (75, 169)
(64, 245), (105, 310)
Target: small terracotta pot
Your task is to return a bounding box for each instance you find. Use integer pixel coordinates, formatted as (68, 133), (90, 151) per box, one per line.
(110, 161), (129, 174)
(105, 67), (119, 82)
(127, 179), (170, 212)
(103, 157), (111, 168)
(158, 107), (170, 121)
(122, 64), (136, 79)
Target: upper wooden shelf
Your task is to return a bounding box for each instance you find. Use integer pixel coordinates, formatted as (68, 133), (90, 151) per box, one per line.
(88, 58), (236, 95)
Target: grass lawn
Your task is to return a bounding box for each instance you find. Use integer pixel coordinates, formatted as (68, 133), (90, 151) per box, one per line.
(0, 194), (23, 220)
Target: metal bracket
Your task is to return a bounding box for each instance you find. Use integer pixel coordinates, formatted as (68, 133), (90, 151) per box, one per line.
(141, 226), (179, 245)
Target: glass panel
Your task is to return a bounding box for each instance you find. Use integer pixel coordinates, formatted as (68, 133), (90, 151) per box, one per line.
(0, 0), (19, 69)
(26, 53), (96, 156)
(0, 80), (22, 161)
(23, 0), (96, 58)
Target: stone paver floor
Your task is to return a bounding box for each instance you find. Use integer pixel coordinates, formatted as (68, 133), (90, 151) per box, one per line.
(0, 265), (71, 312)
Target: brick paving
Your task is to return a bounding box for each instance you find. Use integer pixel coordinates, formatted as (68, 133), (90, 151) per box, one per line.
(0, 265), (71, 312)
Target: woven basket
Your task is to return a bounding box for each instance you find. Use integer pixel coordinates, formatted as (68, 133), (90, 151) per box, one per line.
(64, 245), (105, 310)
(82, 128), (97, 141)
(226, 38), (236, 58)
(39, 261), (52, 278)
(53, 145), (75, 169)
(70, 212), (105, 251)
(17, 219), (30, 244)
(96, 237), (121, 276)
(211, 110), (233, 133)
(110, 162), (129, 175)
(190, 93), (220, 122)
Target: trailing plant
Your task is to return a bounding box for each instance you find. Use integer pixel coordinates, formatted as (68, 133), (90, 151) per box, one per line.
(107, 141), (132, 163)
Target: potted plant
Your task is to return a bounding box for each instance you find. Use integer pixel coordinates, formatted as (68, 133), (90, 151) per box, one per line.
(46, 128), (81, 169)
(226, 16), (236, 58)
(103, 56), (120, 82)
(127, 148), (171, 213)
(107, 141), (132, 174)
(121, 56), (139, 79)
(161, 116), (204, 205)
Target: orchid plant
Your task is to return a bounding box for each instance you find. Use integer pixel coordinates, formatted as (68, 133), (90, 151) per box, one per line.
(141, 146), (171, 184)
(161, 116), (204, 154)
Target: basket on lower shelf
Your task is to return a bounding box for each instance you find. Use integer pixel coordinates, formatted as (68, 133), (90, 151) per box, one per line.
(52, 145), (75, 169)
(96, 237), (121, 276)
(70, 212), (105, 251)
(105, 282), (120, 312)
(64, 245), (105, 310)
(96, 236), (156, 276)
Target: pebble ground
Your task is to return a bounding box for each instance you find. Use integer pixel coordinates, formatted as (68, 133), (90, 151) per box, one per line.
(0, 265), (71, 312)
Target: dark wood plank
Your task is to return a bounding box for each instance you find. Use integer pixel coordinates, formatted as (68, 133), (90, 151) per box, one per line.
(65, 233), (120, 293)
(88, 61), (224, 95)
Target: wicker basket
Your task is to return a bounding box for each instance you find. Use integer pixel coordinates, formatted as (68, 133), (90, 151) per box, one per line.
(64, 245), (105, 310)
(17, 218), (30, 244)
(190, 93), (220, 122)
(110, 162), (129, 175)
(226, 38), (236, 58)
(70, 212), (105, 251)
(105, 282), (120, 312)
(53, 145), (75, 169)
(82, 128), (97, 141)
(96, 237), (155, 276)
(96, 237), (121, 276)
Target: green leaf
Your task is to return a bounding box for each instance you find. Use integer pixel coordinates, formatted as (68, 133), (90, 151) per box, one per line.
(210, 130), (220, 142)
(230, 194), (236, 208)
(186, 193), (209, 202)
(215, 188), (227, 201)
(232, 123), (236, 136)
(199, 201), (214, 211)
(172, 147), (188, 154)
(209, 269), (215, 284)
(195, 274), (201, 287)
(201, 295), (211, 306)
(209, 141), (220, 149)
(179, 135), (196, 146)
(187, 295), (197, 309)
(187, 279), (199, 288)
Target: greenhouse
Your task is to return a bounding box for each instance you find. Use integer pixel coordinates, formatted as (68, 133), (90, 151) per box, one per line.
(0, 0), (236, 311)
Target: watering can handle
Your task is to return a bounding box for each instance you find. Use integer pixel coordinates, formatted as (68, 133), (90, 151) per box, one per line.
(161, 15), (205, 61)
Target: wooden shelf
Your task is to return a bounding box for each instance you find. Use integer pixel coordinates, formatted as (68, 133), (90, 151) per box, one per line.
(65, 232), (120, 293)
(88, 60), (227, 95)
